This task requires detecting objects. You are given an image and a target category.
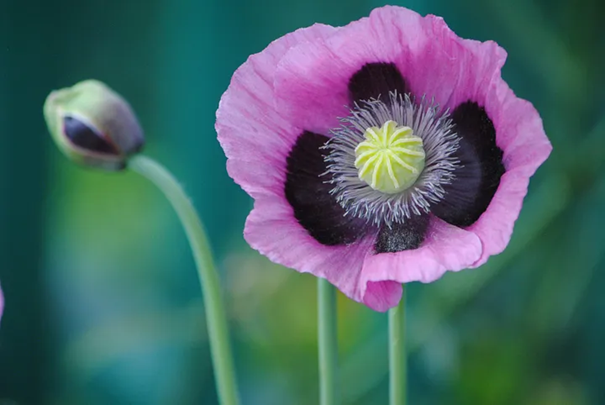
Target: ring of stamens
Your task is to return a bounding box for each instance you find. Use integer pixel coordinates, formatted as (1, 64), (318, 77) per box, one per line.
(324, 92), (460, 226)
(354, 120), (425, 194)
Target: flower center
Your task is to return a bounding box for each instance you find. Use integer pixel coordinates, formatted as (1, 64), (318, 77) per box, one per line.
(354, 120), (425, 194)
(324, 92), (459, 226)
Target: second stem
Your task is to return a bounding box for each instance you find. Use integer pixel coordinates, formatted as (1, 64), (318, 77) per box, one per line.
(318, 278), (339, 405)
(389, 286), (407, 405)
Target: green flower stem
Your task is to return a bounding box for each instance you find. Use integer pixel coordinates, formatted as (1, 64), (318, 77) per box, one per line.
(389, 287), (407, 405)
(318, 278), (339, 405)
(128, 155), (240, 405)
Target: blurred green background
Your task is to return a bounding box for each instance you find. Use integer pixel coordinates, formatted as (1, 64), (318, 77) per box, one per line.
(1, 0), (604, 404)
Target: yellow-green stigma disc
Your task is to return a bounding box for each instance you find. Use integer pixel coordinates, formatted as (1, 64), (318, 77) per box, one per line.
(354, 120), (425, 194)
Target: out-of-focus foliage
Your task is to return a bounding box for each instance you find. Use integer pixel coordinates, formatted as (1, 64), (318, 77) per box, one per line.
(0, 0), (603, 404)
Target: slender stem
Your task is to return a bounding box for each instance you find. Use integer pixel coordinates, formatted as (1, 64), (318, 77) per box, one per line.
(389, 287), (406, 405)
(318, 278), (339, 405)
(128, 155), (240, 405)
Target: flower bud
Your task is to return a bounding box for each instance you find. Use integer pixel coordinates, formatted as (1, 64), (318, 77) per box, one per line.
(44, 80), (144, 170)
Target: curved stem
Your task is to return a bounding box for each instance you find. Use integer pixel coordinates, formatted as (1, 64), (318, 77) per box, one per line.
(128, 155), (240, 405)
(318, 278), (339, 405)
(389, 287), (406, 405)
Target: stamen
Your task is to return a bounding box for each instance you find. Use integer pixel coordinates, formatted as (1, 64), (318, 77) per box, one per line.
(324, 92), (460, 226)
(354, 120), (425, 194)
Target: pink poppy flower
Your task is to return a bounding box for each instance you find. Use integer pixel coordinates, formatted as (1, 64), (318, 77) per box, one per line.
(216, 6), (552, 311)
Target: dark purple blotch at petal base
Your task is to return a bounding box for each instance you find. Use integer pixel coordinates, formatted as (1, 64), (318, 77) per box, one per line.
(375, 213), (430, 253)
(63, 116), (118, 155)
(285, 131), (375, 245)
(432, 102), (505, 227)
(348, 62), (408, 105)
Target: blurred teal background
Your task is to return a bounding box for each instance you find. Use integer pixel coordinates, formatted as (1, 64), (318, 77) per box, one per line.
(1, 0), (604, 404)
